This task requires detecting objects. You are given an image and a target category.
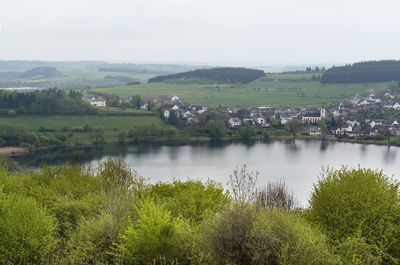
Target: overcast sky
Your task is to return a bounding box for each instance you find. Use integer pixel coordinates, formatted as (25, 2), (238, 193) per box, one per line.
(1, 0), (400, 66)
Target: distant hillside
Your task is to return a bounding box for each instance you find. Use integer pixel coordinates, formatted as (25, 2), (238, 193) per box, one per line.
(321, 60), (400, 84)
(98, 63), (202, 75)
(0, 60), (105, 72)
(148, 67), (266, 84)
(19, 67), (62, 79)
(0, 67), (62, 81)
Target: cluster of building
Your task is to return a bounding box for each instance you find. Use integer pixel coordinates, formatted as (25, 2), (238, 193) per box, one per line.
(160, 96), (207, 120)
(87, 89), (400, 138)
(159, 91), (400, 138)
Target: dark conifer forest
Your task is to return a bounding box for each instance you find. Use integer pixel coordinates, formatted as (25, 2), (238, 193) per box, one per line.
(321, 60), (400, 83)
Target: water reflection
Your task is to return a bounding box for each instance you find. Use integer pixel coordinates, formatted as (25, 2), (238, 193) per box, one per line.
(383, 146), (397, 164)
(13, 140), (400, 206)
(284, 139), (301, 153)
(320, 140), (329, 151)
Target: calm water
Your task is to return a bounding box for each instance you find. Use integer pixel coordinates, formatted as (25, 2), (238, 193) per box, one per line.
(14, 140), (400, 206)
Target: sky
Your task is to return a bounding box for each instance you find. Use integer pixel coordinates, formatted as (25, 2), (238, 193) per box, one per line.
(1, 0), (400, 66)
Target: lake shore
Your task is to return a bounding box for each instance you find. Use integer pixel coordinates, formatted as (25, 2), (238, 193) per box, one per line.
(1, 133), (396, 158)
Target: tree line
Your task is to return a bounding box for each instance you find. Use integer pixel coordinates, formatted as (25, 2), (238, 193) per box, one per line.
(148, 67), (266, 84)
(321, 60), (400, 83)
(0, 88), (96, 115)
(0, 159), (399, 264)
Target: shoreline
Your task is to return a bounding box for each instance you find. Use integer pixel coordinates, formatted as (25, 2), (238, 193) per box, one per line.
(1, 134), (396, 158)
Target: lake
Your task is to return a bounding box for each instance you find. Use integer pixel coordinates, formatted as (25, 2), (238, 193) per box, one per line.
(14, 140), (400, 206)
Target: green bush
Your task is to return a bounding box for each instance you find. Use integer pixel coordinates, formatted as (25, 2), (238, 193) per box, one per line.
(337, 236), (382, 265)
(308, 167), (400, 262)
(71, 126), (85, 132)
(0, 189), (57, 264)
(148, 179), (230, 222)
(206, 203), (257, 265)
(65, 213), (118, 264)
(248, 210), (338, 265)
(116, 200), (185, 264)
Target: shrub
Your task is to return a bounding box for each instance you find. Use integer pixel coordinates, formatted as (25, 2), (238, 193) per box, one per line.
(258, 178), (297, 211)
(19, 141), (35, 150)
(206, 203), (257, 265)
(65, 213), (117, 264)
(0, 190), (57, 264)
(148, 179), (230, 222)
(248, 210), (339, 265)
(337, 236), (382, 265)
(308, 167), (400, 261)
(71, 126), (85, 132)
(116, 200), (184, 264)
(7, 109), (16, 116)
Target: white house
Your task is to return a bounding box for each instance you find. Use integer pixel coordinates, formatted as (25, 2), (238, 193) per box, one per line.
(343, 125), (353, 133)
(346, 119), (360, 127)
(197, 106), (208, 114)
(171, 96), (180, 101)
(309, 127), (321, 136)
(256, 117), (266, 126)
(183, 110), (193, 119)
(243, 118), (255, 125)
(163, 110), (170, 119)
(280, 116), (292, 125)
(140, 103), (148, 110)
(229, 117), (241, 127)
(88, 98), (106, 107)
(393, 102), (400, 110)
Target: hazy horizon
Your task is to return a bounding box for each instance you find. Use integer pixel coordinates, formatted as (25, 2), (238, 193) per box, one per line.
(1, 0), (400, 65)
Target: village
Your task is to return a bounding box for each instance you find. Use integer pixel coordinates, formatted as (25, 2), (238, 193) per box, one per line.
(85, 90), (400, 139)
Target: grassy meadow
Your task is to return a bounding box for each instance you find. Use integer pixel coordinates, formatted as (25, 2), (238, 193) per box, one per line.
(0, 115), (166, 143)
(0, 115), (165, 131)
(91, 72), (395, 107)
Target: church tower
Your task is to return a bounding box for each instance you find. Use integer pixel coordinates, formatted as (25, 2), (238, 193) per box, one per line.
(320, 108), (326, 118)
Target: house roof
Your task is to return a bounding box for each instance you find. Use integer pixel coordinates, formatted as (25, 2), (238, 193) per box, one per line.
(303, 112), (320, 118)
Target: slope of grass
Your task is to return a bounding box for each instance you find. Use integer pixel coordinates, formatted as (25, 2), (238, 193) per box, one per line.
(92, 73), (395, 107)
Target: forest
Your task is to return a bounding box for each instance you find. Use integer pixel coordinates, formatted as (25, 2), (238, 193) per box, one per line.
(148, 67), (266, 84)
(0, 158), (399, 265)
(0, 89), (96, 115)
(321, 60), (400, 84)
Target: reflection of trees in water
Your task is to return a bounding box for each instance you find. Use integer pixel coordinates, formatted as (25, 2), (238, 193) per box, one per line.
(15, 144), (129, 168)
(242, 139), (257, 149)
(320, 140), (329, 151)
(383, 146), (397, 164)
(284, 139), (301, 152)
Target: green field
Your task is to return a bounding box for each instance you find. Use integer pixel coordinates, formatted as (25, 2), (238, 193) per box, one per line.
(0, 115), (165, 131)
(0, 115), (166, 143)
(91, 72), (395, 107)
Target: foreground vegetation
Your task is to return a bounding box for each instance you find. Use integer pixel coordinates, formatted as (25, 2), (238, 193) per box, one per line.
(0, 158), (399, 264)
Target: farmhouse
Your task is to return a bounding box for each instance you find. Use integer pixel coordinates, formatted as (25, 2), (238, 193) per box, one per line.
(87, 97), (106, 107)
